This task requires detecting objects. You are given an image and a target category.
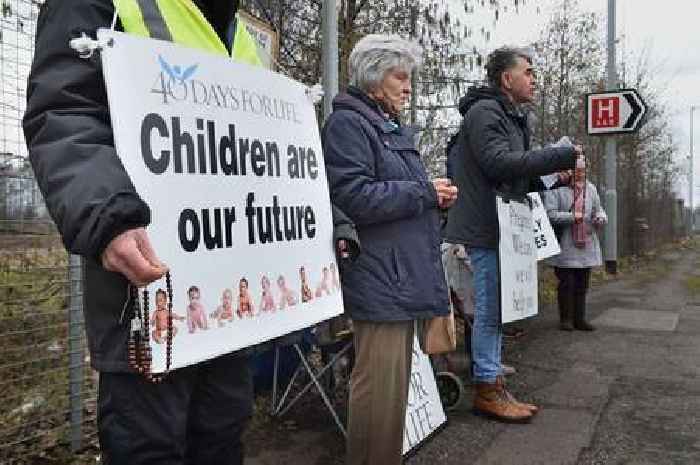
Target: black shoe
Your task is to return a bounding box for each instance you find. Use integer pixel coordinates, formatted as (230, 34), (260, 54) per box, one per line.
(574, 321), (595, 331)
(559, 321), (574, 331)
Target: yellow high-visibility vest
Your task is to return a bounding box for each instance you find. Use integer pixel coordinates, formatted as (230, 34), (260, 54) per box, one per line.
(113, 0), (263, 67)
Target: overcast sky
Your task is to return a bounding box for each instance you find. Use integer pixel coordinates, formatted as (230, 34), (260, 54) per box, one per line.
(481, 0), (700, 204)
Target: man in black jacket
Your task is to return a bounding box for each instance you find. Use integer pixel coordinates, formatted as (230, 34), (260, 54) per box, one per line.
(444, 46), (581, 423)
(22, 1), (255, 464)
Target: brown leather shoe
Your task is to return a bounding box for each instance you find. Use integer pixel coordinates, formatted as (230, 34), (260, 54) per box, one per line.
(473, 381), (533, 423)
(497, 376), (539, 415)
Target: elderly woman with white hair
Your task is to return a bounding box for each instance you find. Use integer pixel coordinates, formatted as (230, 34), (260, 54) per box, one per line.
(322, 34), (458, 464)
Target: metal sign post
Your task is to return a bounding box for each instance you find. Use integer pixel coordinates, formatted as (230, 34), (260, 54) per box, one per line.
(603, 0), (618, 274)
(587, 0), (646, 274)
(322, 0), (338, 122)
(587, 85), (648, 274)
(691, 105), (697, 233)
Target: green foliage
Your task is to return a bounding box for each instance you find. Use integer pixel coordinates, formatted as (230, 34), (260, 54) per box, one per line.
(537, 263), (557, 305)
(0, 240), (94, 463)
(685, 276), (700, 296)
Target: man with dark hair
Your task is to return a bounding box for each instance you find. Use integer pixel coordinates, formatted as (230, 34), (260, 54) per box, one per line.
(444, 46), (581, 423)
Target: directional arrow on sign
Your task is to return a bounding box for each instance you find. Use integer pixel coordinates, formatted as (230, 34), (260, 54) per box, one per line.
(622, 91), (645, 129)
(586, 88), (647, 135)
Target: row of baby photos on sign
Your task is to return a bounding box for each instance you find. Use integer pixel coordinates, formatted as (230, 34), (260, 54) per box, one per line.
(149, 263), (341, 343)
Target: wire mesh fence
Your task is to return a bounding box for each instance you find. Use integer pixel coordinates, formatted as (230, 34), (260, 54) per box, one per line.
(0, 1), (98, 463)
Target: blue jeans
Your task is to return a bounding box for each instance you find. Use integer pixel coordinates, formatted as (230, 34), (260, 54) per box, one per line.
(468, 247), (501, 383)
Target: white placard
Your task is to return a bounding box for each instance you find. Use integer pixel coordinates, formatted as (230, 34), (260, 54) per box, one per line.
(497, 196), (538, 324)
(403, 335), (447, 455)
(238, 11), (279, 71)
(98, 30), (343, 372)
(528, 193), (561, 261)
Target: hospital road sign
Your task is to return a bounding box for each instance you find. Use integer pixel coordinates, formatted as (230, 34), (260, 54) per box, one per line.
(586, 89), (647, 135)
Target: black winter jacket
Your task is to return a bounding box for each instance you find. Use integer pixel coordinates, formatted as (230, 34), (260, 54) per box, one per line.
(443, 87), (576, 249)
(24, 0), (152, 372)
(23, 0), (358, 371)
(322, 88), (449, 322)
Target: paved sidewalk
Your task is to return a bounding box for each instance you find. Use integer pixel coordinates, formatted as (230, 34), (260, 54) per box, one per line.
(246, 243), (700, 465)
(408, 245), (700, 465)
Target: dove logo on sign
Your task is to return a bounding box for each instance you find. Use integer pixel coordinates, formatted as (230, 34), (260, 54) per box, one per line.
(158, 55), (199, 84)
(150, 54), (204, 105)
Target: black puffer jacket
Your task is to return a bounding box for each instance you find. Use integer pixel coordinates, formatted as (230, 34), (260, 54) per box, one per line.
(24, 0), (153, 372)
(443, 87), (576, 249)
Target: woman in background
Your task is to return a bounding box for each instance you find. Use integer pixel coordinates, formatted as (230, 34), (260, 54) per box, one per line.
(545, 159), (607, 331)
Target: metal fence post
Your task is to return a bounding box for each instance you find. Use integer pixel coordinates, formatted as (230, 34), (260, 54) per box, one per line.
(321, 0), (338, 122)
(68, 254), (84, 452)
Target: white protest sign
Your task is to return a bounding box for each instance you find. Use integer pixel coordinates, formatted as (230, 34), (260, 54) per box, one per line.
(403, 335), (447, 455)
(238, 11), (279, 71)
(98, 30), (343, 372)
(528, 192), (560, 261)
(497, 196), (538, 324)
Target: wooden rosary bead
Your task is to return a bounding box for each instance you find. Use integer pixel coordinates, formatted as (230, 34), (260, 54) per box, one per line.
(126, 271), (174, 383)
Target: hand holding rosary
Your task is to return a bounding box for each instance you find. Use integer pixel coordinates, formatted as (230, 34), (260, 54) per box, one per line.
(127, 271), (174, 383)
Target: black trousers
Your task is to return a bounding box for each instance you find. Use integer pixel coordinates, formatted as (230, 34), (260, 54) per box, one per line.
(554, 267), (591, 324)
(98, 352), (253, 465)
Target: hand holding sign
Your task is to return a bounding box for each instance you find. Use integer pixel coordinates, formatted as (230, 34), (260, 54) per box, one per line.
(102, 227), (168, 286)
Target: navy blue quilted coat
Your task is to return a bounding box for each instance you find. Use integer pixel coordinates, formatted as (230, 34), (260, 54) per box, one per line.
(322, 88), (449, 322)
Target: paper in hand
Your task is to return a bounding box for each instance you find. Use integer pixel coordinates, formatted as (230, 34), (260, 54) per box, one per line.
(540, 136), (574, 188)
(553, 136), (574, 148)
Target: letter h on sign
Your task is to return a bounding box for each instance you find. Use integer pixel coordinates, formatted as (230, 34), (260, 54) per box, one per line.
(592, 97), (619, 129)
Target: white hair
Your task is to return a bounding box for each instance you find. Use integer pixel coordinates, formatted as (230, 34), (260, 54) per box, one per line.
(348, 34), (423, 92)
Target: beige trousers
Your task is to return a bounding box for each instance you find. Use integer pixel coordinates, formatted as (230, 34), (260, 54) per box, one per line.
(346, 320), (414, 465)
